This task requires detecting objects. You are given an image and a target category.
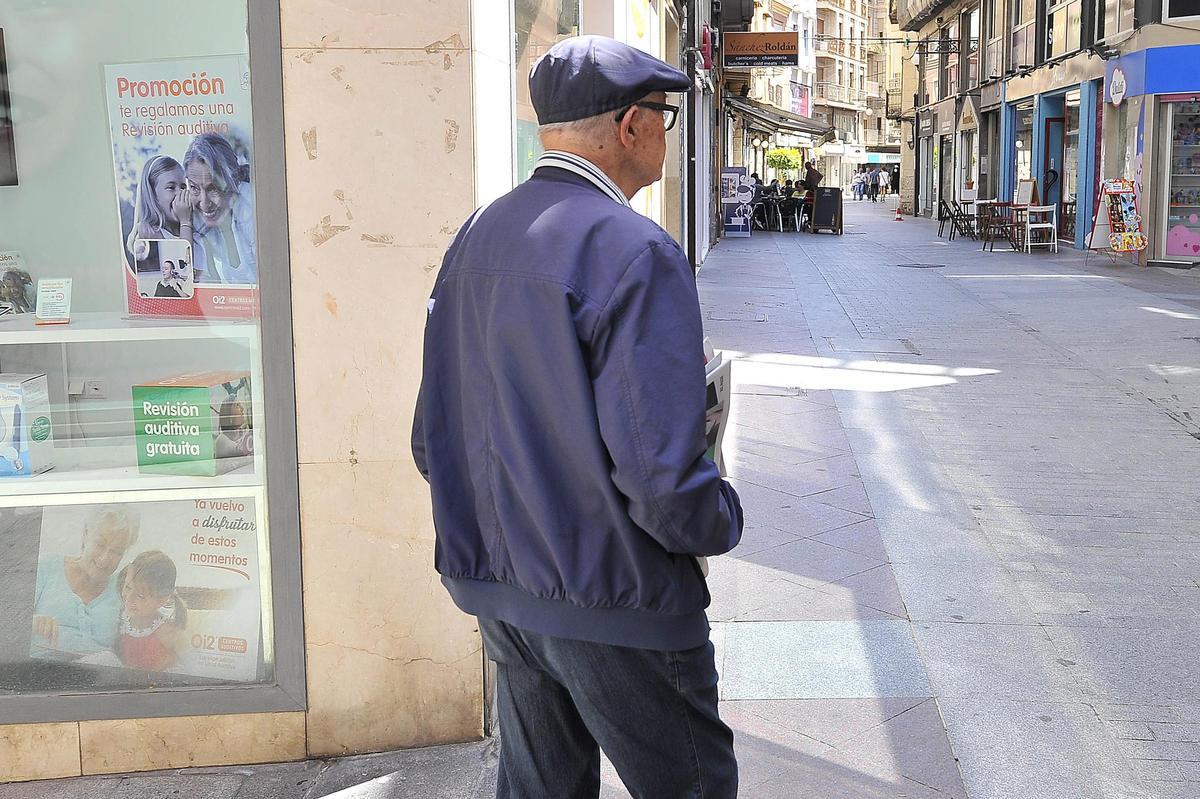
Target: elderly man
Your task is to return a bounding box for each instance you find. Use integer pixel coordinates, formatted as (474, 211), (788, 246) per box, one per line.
(413, 35), (743, 799)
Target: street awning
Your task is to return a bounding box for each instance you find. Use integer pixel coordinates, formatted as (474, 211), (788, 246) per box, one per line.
(726, 96), (832, 137)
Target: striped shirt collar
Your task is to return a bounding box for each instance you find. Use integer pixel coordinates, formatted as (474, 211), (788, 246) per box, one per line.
(533, 150), (632, 208)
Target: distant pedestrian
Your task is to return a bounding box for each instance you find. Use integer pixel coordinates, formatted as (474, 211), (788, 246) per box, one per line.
(867, 165), (880, 202)
(413, 35), (743, 799)
(878, 167), (891, 199)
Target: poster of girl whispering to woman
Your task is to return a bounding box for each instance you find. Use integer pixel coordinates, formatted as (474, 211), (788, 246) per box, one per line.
(105, 55), (258, 320)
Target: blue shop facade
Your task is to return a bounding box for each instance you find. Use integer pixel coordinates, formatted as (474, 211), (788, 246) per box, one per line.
(992, 54), (1106, 250)
(1103, 43), (1200, 265)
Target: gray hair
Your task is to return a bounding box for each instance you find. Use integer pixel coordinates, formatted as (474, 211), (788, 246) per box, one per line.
(83, 505), (141, 550)
(538, 111), (617, 144)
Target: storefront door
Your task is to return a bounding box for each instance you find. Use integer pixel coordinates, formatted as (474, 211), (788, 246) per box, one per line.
(1043, 116), (1065, 213)
(939, 134), (954, 210)
(921, 138), (935, 215)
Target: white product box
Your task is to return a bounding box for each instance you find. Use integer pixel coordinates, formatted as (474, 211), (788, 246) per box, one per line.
(0, 374), (54, 476)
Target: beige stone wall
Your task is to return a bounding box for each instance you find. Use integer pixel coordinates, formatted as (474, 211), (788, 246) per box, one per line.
(1, 0), (485, 782)
(279, 0), (484, 755)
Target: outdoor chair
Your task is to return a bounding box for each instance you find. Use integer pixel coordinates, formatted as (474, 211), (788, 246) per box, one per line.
(937, 199), (954, 238)
(980, 201), (1017, 252)
(1023, 205), (1058, 253)
(949, 200), (977, 241)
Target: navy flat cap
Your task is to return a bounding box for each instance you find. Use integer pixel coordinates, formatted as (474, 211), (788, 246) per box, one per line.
(529, 35), (692, 125)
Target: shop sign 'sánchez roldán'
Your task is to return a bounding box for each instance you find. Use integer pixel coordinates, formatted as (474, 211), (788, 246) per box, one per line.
(723, 32), (800, 68)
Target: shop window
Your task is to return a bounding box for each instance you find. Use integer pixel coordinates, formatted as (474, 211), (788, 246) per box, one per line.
(515, 0), (582, 183)
(1062, 90), (1081, 237)
(944, 22), (959, 97)
(0, 0), (301, 716)
(923, 38), (940, 104)
(1097, 0), (1135, 40)
(982, 0), (1003, 80)
(1011, 0), (1037, 69)
(965, 8), (980, 88)
(1046, 0), (1082, 59)
(1165, 0), (1200, 19)
(1015, 103), (1035, 183)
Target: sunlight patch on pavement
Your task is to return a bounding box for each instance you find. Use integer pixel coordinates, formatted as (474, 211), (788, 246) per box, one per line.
(945, 273), (1116, 280)
(325, 773), (396, 798)
(1140, 305), (1200, 321)
(725, 352), (998, 394)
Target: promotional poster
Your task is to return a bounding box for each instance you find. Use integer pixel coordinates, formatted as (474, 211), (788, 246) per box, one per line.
(30, 498), (263, 682)
(0, 29), (16, 186)
(104, 56), (258, 319)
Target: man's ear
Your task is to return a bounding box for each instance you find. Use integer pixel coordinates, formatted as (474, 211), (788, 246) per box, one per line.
(617, 106), (639, 149)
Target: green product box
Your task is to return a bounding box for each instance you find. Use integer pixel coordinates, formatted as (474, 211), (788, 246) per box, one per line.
(134, 371), (253, 477)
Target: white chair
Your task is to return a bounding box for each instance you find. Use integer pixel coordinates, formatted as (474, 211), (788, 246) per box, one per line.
(1023, 205), (1058, 253)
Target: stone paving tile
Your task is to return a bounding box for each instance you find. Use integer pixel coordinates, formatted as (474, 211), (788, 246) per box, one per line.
(739, 536), (885, 587)
(937, 698), (1153, 799)
(1045, 625), (1200, 703)
(911, 621), (1080, 701)
(807, 518), (891, 561)
(716, 620), (931, 700)
(891, 561), (1035, 624)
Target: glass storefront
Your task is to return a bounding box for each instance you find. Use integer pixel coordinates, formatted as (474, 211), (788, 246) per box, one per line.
(1062, 90), (1081, 238)
(0, 0), (300, 718)
(1014, 102), (1034, 184)
(1161, 98), (1200, 259)
(514, 0), (581, 183)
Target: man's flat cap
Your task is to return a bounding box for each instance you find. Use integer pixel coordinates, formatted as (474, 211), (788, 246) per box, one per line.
(529, 35), (692, 125)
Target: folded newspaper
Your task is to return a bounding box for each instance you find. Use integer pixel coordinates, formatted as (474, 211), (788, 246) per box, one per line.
(698, 338), (733, 577)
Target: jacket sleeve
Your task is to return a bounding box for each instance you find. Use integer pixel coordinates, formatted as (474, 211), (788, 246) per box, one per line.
(590, 240), (743, 557)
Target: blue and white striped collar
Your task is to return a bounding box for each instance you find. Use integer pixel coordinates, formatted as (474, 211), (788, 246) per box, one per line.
(533, 150), (631, 208)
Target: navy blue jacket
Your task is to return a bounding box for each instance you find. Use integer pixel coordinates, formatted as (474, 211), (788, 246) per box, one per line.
(412, 167), (743, 651)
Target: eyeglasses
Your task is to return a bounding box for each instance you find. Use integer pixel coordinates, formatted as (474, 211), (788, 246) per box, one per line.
(614, 101), (681, 132)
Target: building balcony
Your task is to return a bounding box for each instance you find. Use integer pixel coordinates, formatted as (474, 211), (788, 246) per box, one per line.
(894, 0), (957, 31)
(814, 81), (867, 108)
(816, 0), (867, 16)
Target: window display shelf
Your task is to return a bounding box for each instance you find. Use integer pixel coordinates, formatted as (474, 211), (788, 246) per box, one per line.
(0, 462), (260, 499)
(0, 444), (259, 500)
(1172, 174), (1200, 178)
(0, 312), (257, 346)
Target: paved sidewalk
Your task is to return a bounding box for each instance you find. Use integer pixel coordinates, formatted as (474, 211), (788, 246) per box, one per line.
(703, 202), (1200, 799)
(13, 202), (1200, 798)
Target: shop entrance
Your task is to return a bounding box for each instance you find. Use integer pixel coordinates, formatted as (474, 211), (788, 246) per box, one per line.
(939, 134), (954, 210)
(1043, 116), (1065, 212)
(921, 137), (934, 215)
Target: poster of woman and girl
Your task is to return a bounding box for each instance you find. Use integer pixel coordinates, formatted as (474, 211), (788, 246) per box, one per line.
(29, 502), (263, 682)
(107, 56), (258, 319)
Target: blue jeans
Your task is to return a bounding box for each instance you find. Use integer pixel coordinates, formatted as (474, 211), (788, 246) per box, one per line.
(479, 618), (737, 799)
